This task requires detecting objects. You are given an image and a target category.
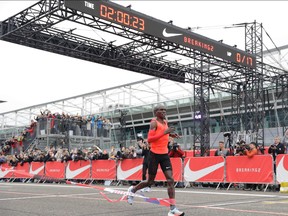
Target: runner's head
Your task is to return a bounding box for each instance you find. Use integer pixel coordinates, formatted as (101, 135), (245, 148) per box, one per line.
(153, 104), (167, 119)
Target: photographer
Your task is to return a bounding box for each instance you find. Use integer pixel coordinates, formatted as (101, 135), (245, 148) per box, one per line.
(243, 142), (258, 158)
(268, 136), (285, 160)
(243, 142), (259, 190)
(168, 137), (184, 158)
(234, 140), (247, 156)
(70, 148), (84, 162)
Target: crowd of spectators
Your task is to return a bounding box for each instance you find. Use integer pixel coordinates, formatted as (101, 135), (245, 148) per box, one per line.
(0, 120), (37, 155)
(35, 109), (112, 137)
(0, 109), (113, 158)
(0, 134), (185, 168)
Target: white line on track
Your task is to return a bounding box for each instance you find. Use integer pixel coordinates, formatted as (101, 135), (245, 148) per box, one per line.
(0, 192), (100, 201)
(2, 182), (287, 198)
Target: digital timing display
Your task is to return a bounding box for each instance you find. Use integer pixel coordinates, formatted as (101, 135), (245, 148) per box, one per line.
(64, 0), (256, 69)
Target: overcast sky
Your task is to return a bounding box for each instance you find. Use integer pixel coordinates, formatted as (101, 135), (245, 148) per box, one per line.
(0, 1), (287, 113)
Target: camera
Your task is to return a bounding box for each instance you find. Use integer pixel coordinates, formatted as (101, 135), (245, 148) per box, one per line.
(235, 143), (249, 154)
(259, 146), (265, 154)
(244, 144), (251, 151)
(172, 143), (179, 151)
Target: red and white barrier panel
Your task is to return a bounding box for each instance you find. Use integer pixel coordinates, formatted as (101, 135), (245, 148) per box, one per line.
(45, 161), (65, 179)
(13, 163), (30, 178)
(66, 160), (91, 179)
(117, 159), (143, 181)
(29, 162), (45, 176)
(184, 156), (224, 182)
(91, 160), (116, 180)
(226, 155), (274, 183)
(0, 163), (14, 178)
(276, 154), (288, 183)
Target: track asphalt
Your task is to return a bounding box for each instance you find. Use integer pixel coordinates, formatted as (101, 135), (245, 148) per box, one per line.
(1, 182), (288, 216)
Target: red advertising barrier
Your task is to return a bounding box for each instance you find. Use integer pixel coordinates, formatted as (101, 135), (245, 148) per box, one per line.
(184, 156), (224, 182)
(0, 155), (279, 184)
(226, 155), (274, 183)
(117, 158), (143, 181)
(276, 154), (288, 183)
(45, 161), (65, 179)
(13, 163), (30, 178)
(0, 163), (14, 178)
(29, 162), (45, 176)
(66, 160), (91, 179)
(155, 158), (183, 182)
(184, 151), (194, 157)
(91, 160), (117, 180)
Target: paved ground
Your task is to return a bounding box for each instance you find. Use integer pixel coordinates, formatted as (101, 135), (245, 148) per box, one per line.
(1, 182), (288, 216)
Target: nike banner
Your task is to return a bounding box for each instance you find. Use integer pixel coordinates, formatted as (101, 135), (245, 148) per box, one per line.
(66, 160), (91, 179)
(29, 162), (45, 176)
(276, 154), (288, 183)
(117, 159), (143, 181)
(0, 163), (14, 178)
(184, 156), (225, 182)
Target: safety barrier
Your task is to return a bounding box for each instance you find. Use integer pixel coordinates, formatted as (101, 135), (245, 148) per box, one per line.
(1, 155), (288, 185)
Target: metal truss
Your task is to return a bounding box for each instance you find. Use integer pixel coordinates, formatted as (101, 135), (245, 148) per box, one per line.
(1, 0), (288, 153)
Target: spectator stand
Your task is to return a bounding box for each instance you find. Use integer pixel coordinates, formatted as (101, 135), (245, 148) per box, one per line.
(34, 114), (112, 152)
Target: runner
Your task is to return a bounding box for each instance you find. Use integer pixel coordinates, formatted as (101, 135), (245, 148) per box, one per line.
(127, 104), (185, 216)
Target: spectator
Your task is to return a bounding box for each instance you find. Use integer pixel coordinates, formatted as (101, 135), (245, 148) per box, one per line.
(234, 140), (247, 156)
(61, 149), (71, 162)
(168, 138), (184, 158)
(97, 116), (103, 137)
(268, 136), (285, 160)
(44, 150), (57, 162)
(214, 141), (230, 157)
(103, 119), (112, 137)
(243, 142), (259, 190)
(89, 149), (101, 160)
(0, 152), (7, 165)
(99, 150), (109, 160)
(244, 142), (258, 158)
(7, 154), (19, 167)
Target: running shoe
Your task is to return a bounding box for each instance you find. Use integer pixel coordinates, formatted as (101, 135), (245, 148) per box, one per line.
(145, 187), (151, 192)
(140, 187), (151, 192)
(168, 207), (185, 216)
(127, 186), (134, 205)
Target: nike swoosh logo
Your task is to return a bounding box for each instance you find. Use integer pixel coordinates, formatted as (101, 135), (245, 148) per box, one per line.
(66, 163), (91, 179)
(184, 159), (224, 181)
(29, 164), (44, 175)
(0, 167), (13, 178)
(276, 156), (288, 182)
(117, 162), (143, 180)
(162, 28), (183, 38)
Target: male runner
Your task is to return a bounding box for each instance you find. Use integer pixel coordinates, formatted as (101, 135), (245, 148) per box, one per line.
(127, 104), (184, 216)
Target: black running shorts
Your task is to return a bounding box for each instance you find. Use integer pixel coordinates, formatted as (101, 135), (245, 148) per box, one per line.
(148, 151), (172, 175)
